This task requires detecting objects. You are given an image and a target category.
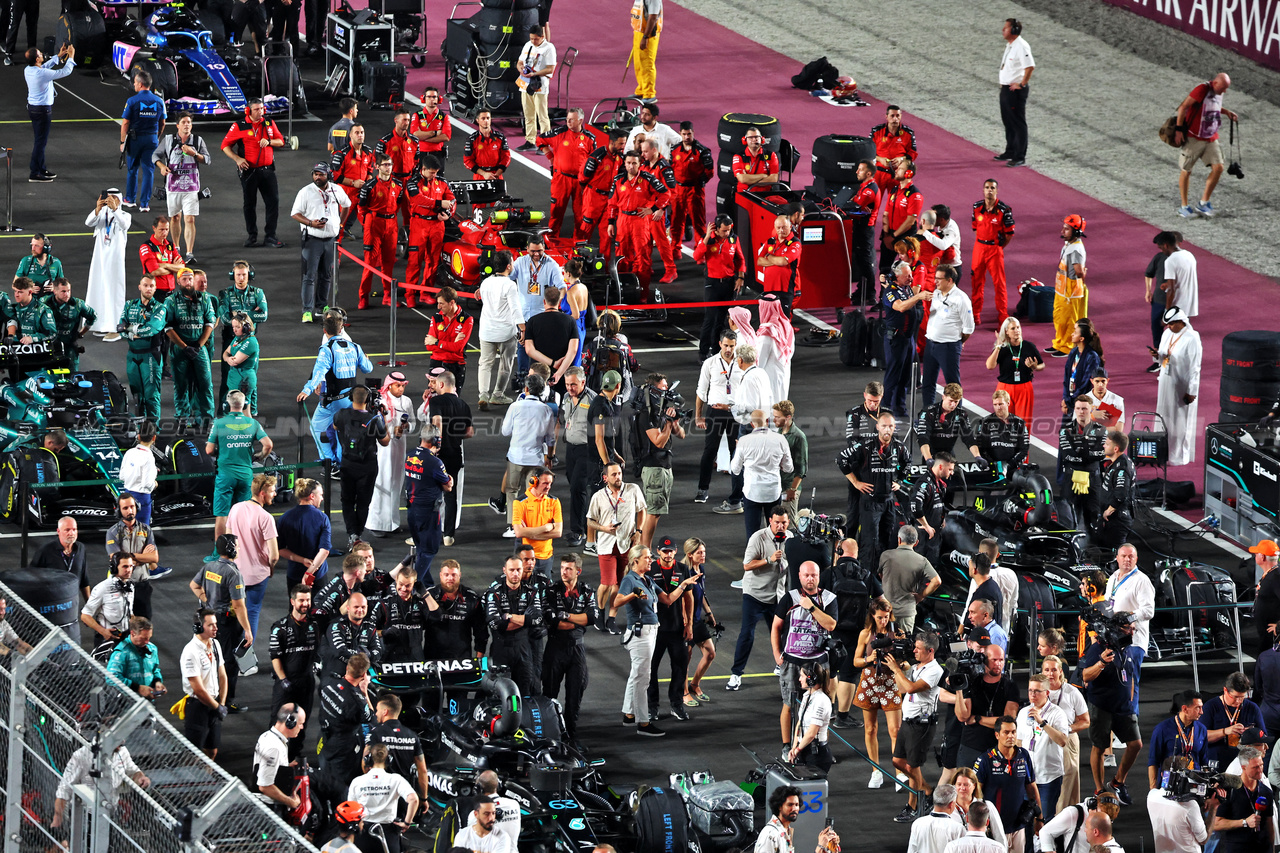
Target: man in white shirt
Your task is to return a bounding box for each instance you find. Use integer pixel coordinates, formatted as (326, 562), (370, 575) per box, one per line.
(919, 206), (963, 268)
(978, 539), (1018, 634)
(695, 330), (743, 506)
(996, 18), (1035, 167)
(728, 343), (774, 513)
(452, 797), (515, 853)
(922, 266), (974, 408)
(289, 163), (351, 321)
(52, 741), (148, 830)
(476, 252), (523, 409)
(625, 102), (681, 158)
(1087, 371), (1126, 431)
(888, 633), (946, 820)
(729, 409), (793, 540)
(81, 553), (137, 643)
(907, 783), (963, 853)
(347, 744), (419, 851)
(254, 704), (307, 809)
(1017, 674), (1072, 815)
(119, 420), (159, 524)
(1106, 544), (1155, 715)
(1038, 794), (1124, 853)
(1147, 756), (1215, 853)
(515, 27), (556, 151)
(587, 461), (647, 631)
(944, 801), (1004, 853)
(474, 770), (522, 845)
(1156, 231), (1198, 318)
(181, 608), (228, 759)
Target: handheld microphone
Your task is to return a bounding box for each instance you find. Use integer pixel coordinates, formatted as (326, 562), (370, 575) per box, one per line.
(1254, 796), (1267, 831)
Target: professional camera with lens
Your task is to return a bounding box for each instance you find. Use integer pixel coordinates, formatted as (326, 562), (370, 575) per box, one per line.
(796, 510), (847, 544)
(868, 633), (914, 666)
(942, 649), (986, 692)
(1082, 601), (1135, 653)
(1163, 766), (1241, 802)
(1228, 161), (1244, 179)
(643, 381), (692, 423)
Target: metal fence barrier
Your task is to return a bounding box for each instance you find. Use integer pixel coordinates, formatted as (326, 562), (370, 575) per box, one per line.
(0, 578), (317, 853)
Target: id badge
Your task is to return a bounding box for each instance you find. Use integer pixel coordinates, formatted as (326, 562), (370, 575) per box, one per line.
(1012, 370), (1021, 383)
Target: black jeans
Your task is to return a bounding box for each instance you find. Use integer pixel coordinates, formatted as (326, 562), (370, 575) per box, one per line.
(999, 85), (1030, 161)
(340, 462), (379, 538)
(698, 408), (741, 497)
(698, 277), (735, 360)
(439, 452), (463, 539)
(564, 443), (597, 539)
(239, 165), (279, 240)
(646, 629), (688, 711)
(27, 105), (50, 178)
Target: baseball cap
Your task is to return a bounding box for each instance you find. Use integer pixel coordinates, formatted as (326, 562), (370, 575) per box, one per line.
(1250, 540), (1280, 557)
(312, 162), (331, 175)
(1242, 727), (1276, 747)
(600, 370), (622, 391)
(177, 267), (194, 277)
(969, 628), (993, 646)
(656, 536), (677, 552)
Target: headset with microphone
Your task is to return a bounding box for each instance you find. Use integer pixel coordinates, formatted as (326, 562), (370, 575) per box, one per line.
(229, 260), (256, 281)
(1008, 18), (1022, 36)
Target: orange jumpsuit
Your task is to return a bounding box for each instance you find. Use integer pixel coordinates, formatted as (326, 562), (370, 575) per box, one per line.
(970, 199), (1015, 325)
(669, 139), (713, 243)
(376, 130), (419, 228)
(357, 177), (403, 306)
(409, 108), (452, 159)
(870, 123), (918, 196)
(403, 175), (455, 307)
(639, 156), (677, 278)
(579, 146), (622, 248)
(607, 170), (669, 301)
(329, 145), (375, 236)
(538, 125), (595, 237)
(462, 129), (511, 180)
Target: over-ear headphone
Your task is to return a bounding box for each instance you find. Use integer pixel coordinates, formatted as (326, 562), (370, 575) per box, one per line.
(229, 261), (256, 281)
(277, 704), (299, 729)
(109, 552), (130, 576)
(901, 160), (916, 179)
(193, 610), (205, 634)
(1009, 18), (1022, 35)
(35, 235), (51, 257)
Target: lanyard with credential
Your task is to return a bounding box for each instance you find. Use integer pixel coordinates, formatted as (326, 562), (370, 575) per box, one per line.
(1109, 569), (1136, 600)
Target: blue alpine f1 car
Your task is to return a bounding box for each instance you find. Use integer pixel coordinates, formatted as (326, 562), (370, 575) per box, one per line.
(110, 3), (302, 117)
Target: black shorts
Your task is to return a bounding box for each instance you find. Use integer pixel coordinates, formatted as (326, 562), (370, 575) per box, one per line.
(1088, 703), (1140, 746)
(832, 629), (860, 681)
(692, 620), (713, 644)
(893, 717), (936, 767)
(184, 700), (223, 751)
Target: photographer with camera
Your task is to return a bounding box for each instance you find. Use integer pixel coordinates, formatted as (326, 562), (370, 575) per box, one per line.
(82, 553), (137, 650)
(1038, 792), (1122, 853)
(1210, 746), (1273, 853)
(646, 538), (699, 723)
(955, 643), (1020, 772)
(771, 561), (837, 761)
(1147, 755), (1218, 853)
(854, 600), (906, 785)
(826, 538), (883, 730)
(727, 506), (792, 691)
(635, 373), (687, 548)
(1204, 673), (1265, 771)
(1149, 692), (1209, 789)
(975, 717), (1042, 853)
(731, 409), (794, 540)
(1105, 544), (1155, 716)
(1081, 607), (1143, 805)
(913, 453), (955, 568)
(333, 386), (391, 547)
(887, 632), (944, 822)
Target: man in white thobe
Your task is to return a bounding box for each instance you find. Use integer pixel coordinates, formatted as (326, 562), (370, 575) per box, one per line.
(85, 189), (132, 335)
(1152, 306), (1202, 467)
(366, 371), (417, 535)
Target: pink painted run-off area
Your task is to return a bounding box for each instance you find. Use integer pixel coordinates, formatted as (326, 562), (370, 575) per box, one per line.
(407, 0), (1278, 494)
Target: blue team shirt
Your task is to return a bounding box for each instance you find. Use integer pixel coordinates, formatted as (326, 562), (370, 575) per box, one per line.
(277, 504), (332, 583)
(618, 572), (660, 628)
(1201, 695), (1265, 768)
(122, 90), (167, 137)
(1148, 714), (1210, 772)
(974, 746), (1036, 831)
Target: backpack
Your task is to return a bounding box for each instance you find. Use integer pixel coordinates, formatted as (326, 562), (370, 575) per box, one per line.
(791, 56), (839, 90)
(337, 409), (380, 465)
(584, 334), (632, 394)
(827, 557), (872, 633)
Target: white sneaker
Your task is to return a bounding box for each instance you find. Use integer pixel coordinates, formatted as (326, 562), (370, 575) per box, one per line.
(502, 525), (516, 538)
(726, 674), (742, 691)
(443, 536), (455, 547)
(869, 771), (884, 789)
(896, 772), (908, 792)
(730, 579), (744, 589)
(1103, 753), (1116, 767)
(241, 664), (259, 677)
(1111, 735), (1124, 749)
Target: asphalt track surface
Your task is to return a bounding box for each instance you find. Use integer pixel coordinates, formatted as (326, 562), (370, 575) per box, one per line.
(0, 3), (1267, 851)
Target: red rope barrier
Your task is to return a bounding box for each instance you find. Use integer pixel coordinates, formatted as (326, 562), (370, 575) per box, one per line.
(336, 242), (479, 299)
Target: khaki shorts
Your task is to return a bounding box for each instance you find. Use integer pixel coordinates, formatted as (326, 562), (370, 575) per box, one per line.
(641, 466), (672, 515)
(167, 191), (201, 217)
(1180, 136), (1223, 171)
